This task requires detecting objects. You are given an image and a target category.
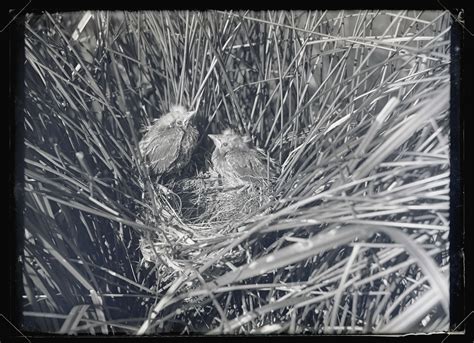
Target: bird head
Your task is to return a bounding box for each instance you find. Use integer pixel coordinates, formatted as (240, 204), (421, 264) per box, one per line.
(209, 129), (247, 153)
(171, 105), (198, 128)
(155, 105), (197, 129)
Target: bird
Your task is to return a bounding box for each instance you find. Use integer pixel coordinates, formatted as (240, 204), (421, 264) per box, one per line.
(208, 129), (276, 187)
(139, 105), (200, 178)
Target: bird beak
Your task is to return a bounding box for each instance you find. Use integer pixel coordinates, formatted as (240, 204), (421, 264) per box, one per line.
(183, 110), (197, 125)
(208, 134), (222, 147)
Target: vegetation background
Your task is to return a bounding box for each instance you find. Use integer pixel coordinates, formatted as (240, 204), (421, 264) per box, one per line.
(21, 10), (451, 334)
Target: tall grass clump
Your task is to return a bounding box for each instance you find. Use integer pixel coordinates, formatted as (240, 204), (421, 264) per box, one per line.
(21, 10), (451, 334)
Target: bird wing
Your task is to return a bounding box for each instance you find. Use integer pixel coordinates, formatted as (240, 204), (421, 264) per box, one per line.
(175, 126), (199, 170)
(226, 149), (268, 183)
(140, 126), (184, 174)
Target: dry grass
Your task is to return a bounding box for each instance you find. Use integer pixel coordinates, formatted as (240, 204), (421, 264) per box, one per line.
(22, 10), (451, 335)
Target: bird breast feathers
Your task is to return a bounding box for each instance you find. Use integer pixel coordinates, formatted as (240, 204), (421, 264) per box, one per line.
(143, 126), (184, 173)
(227, 149), (267, 180)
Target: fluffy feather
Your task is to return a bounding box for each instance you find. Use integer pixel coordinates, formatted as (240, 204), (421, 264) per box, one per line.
(139, 105), (199, 176)
(209, 130), (277, 186)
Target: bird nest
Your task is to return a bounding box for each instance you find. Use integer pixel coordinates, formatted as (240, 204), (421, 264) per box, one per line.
(137, 171), (274, 275)
(176, 171), (273, 226)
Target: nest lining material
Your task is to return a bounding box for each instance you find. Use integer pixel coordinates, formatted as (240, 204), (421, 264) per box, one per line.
(138, 169), (274, 270)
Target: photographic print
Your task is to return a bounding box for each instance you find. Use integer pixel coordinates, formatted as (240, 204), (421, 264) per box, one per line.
(19, 10), (454, 335)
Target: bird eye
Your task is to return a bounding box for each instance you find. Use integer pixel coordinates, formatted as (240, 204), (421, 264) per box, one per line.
(176, 120), (183, 126)
(223, 142), (228, 147)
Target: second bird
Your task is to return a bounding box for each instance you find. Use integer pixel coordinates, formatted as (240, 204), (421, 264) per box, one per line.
(209, 129), (275, 187)
(139, 105), (199, 178)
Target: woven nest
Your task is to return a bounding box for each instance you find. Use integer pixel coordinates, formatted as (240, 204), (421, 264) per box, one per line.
(176, 171), (273, 225)
(137, 169), (274, 274)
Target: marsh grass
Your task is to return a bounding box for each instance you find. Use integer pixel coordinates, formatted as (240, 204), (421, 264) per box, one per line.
(22, 10), (451, 334)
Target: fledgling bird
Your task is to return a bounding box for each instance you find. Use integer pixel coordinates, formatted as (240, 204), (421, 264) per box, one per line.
(208, 129), (276, 187)
(139, 105), (199, 178)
